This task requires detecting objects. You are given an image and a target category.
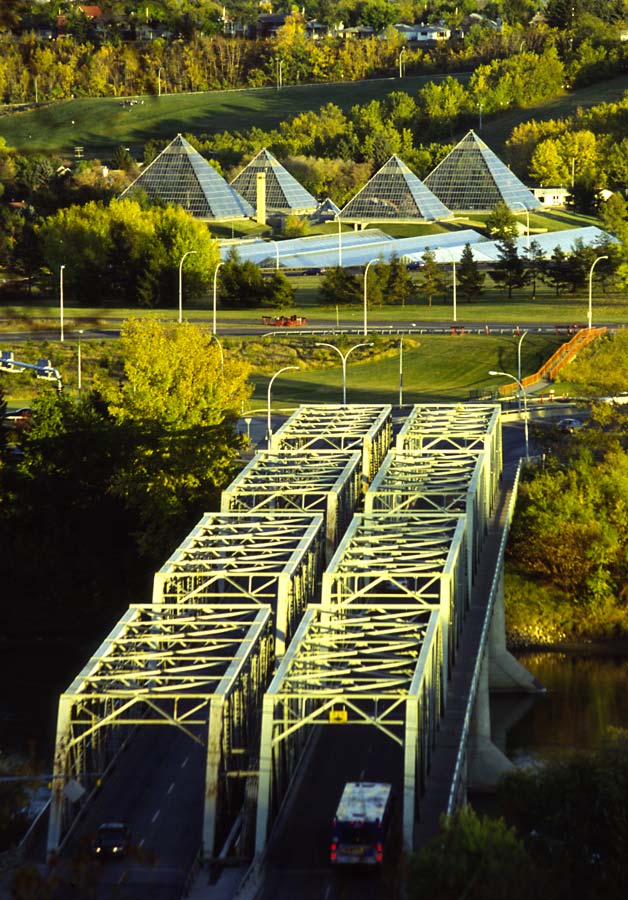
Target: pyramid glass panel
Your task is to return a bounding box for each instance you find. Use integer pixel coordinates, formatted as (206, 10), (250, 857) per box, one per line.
(120, 135), (254, 221)
(231, 149), (317, 213)
(339, 156), (451, 223)
(424, 131), (541, 213)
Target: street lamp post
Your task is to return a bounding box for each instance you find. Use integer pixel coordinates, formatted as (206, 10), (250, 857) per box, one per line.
(315, 341), (373, 405)
(212, 261), (224, 337)
(275, 58), (283, 89)
(267, 240), (280, 270)
(439, 247), (457, 322)
(267, 365), (299, 447)
(335, 214), (343, 267)
(77, 329), (84, 399)
(398, 47), (407, 78)
(517, 330), (528, 411)
(478, 102), (483, 131)
(212, 334), (224, 375)
(59, 265), (65, 343)
(178, 250), (197, 324)
(489, 369), (529, 459)
(158, 66), (162, 96)
(512, 201), (530, 252)
(588, 255), (609, 331)
(363, 259), (379, 336)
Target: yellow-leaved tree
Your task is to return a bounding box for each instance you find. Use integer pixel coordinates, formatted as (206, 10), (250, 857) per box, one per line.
(102, 318), (252, 558)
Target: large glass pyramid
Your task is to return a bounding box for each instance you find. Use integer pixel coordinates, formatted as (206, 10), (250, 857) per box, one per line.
(424, 130), (541, 212)
(339, 156), (451, 223)
(120, 134), (254, 221)
(230, 149), (318, 213)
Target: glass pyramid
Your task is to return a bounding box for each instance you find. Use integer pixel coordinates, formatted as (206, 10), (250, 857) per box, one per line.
(424, 130), (541, 212)
(339, 156), (451, 222)
(120, 134), (254, 221)
(230, 148), (318, 213)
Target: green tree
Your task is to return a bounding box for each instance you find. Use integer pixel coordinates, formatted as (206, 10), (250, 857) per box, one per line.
(524, 239), (546, 299)
(457, 242), (485, 302)
(492, 237), (526, 298)
(318, 266), (361, 306)
(486, 202), (519, 240)
(386, 253), (417, 307)
(543, 245), (572, 296)
(219, 253), (293, 309)
(407, 807), (534, 900)
(102, 318), (252, 558)
(418, 248), (447, 308)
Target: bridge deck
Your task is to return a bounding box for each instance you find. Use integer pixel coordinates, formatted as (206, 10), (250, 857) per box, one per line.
(414, 471), (516, 848)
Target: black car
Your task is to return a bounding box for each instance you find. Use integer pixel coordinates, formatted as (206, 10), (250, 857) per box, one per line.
(91, 822), (131, 858)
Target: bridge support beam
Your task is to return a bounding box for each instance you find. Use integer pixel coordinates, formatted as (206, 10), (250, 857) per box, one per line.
(489, 572), (545, 693)
(468, 652), (514, 791)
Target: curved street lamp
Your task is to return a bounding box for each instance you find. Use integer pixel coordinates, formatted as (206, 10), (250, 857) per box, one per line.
(212, 334), (224, 375)
(363, 258), (380, 336)
(59, 265), (65, 343)
(588, 254), (609, 331)
(178, 250), (197, 324)
(315, 341), (373, 405)
(267, 365), (300, 448)
(489, 369), (529, 460)
(212, 261), (224, 336)
(398, 47), (407, 78)
(517, 330), (528, 412)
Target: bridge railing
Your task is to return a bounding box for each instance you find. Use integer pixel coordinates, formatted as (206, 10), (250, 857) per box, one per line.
(446, 460), (522, 816)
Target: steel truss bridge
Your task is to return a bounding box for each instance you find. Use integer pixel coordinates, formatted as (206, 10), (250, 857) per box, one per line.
(48, 401), (533, 872)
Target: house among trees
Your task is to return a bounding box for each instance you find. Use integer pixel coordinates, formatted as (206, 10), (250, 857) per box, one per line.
(119, 135), (254, 222)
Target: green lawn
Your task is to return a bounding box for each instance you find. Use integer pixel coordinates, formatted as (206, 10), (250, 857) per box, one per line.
(2, 69), (628, 160)
(0, 72), (470, 158)
(0, 331), (565, 410)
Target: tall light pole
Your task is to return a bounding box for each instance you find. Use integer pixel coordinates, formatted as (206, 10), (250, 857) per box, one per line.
(178, 250), (197, 324)
(267, 240), (279, 270)
(212, 334), (224, 375)
(517, 330), (528, 411)
(588, 255), (608, 330)
(315, 341), (373, 405)
(158, 66), (162, 96)
(335, 214), (343, 267)
(399, 337), (403, 406)
(439, 247), (457, 322)
(512, 201), (530, 252)
(212, 261), (224, 336)
(59, 265), (65, 343)
(489, 370), (529, 460)
(398, 47), (407, 78)
(363, 258), (379, 336)
(275, 58), (283, 89)
(77, 329), (84, 399)
(267, 365), (299, 448)
(478, 102), (483, 131)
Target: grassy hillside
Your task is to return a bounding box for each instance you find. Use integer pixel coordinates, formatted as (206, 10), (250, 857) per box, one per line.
(0, 72), (469, 159)
(2, 70), (628, 160)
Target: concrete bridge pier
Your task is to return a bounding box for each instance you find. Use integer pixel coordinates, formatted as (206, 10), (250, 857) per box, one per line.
(488, 571), (545, 694)
(468, 572), (545, 791)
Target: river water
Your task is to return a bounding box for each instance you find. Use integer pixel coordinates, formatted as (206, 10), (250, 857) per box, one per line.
(491, 650), (628, 763)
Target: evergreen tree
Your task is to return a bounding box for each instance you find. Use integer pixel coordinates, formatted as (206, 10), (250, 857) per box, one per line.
(543, 246), (571, 296)
(457, 242), (485, 302)
(419, 248), (447, 307)
(386, 254), (417, 307)
(485, 202), (519, 240)
(524, 239), (545, 300)
(492, 237), (526, 298)
(318, 266), (361, 305)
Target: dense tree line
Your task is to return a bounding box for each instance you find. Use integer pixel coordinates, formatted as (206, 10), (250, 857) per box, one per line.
(0, 320), (251, 641)
(1, 6), (628, 103)
(408, 730), (628, 900)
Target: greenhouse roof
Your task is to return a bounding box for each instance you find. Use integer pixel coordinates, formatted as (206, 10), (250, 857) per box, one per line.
(219, 228), (486, 269)
(424, 130), (541, 213)
(339, 156), (452, 222)
(220, 225), (615, 270)
(464, 226), (617, 262)
(230, 148), (318, 213)
(120, 134), (254, 221)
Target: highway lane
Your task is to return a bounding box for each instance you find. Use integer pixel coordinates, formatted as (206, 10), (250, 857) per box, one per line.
(257, 725), (405, 900)
(54, 724), (206, 899)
